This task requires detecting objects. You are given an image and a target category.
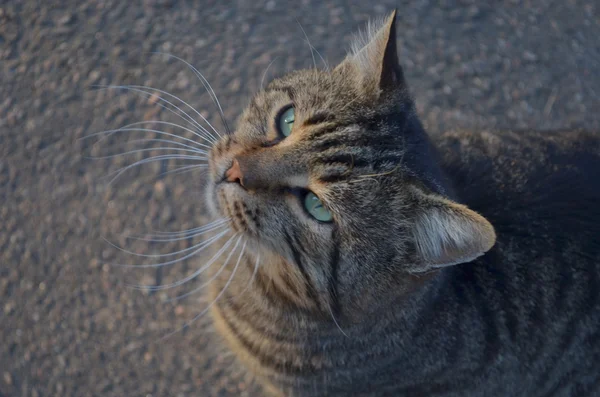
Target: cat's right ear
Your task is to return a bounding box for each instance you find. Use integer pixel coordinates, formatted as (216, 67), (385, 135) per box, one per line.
(335, 10), (406, 95)
(409, 190), (497, 273)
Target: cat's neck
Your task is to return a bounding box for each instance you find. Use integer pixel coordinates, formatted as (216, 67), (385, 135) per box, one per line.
(211, 253), (456, 393)
(217, 250), (446, 331)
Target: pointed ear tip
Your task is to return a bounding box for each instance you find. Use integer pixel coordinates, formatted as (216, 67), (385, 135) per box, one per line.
(475, 215), (497, 252)
(386, 10), (397, 26)
(485, 224), (497, 248)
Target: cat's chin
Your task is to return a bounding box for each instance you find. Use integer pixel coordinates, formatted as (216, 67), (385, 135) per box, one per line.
(213, 182), (260, 236)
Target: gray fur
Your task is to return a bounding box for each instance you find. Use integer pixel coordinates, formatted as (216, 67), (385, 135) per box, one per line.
(203, 12), (600, 396)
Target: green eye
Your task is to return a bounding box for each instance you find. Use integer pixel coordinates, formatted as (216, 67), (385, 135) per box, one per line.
(278, 106), (295, 137)
(304, 191), (333, 222)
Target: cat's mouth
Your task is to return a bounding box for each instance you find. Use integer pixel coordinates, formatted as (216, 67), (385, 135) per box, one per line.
(216, 182), (260, 235)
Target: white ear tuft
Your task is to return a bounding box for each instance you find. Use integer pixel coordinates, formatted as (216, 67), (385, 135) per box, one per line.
(337, 11), (405, 93)
(349, 15), (392, 74)
(412, 198), (496, 271)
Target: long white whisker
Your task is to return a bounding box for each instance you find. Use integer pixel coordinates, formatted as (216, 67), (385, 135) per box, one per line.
(261, 57), (279, 89)
(133, 232), (238, 291)
(112, 222), (229, 247)
(120, 84), (222, 140)
(105, 154), (207, 185)
(84, 125), (214, 150)
(111, 137), (211, 153)
(234, 251), (260, 298)
(168, 238), (246, 302)
(82, 120), (214, 147)
(296, 20), (317, 70)
(159, 164), (208, 177)
(328, 304), (349, 338)
(121, 138), (209, 153)
(153, 52), (230, 135)
(109, 227), (228, 261)
(160, 236), (245, 339)
(119, 229), (231, 271)
(94, 86), (215, 142)
(305, 40), (328, 71)
(140, 218), (229, 237)
(98, 85), (218, 142)
(90, 146), (207, 160)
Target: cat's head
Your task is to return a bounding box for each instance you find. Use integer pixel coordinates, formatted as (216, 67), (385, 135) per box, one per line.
(206, 12), (495, 316)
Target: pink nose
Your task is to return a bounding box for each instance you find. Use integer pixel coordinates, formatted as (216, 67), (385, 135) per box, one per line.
(225, 159), (243, 185)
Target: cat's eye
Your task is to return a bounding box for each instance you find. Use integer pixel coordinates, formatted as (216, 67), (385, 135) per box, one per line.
(277, 106), (295, 137)
(304, 191), (333, 222)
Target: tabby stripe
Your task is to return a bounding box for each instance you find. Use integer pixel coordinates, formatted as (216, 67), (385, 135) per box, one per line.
(268, 85), (295, 100)
(316, 153), (370, 169)
(220, 296), (308, 344)
(584, 363), (600, 395)
(538, 260), (598, 389)
(280, 270), (301, 298)
(317, 173), (350, 184)
(487, 250), (519, 343)
(540, 367), (579, 397)
(307, 124), (342, 141)
(469, 266), (503, 368)
(310, 136), (344, 151)
(373, 154), (403, 167)
(219, 305), (319, 376)
(303, 111), (334, 126)
(394, 378), (473, 396)
(283, 230), (320, 306)
(327, 225), (341, 317)
(253, 267), (300, 309)
(396, 266), (500, 387)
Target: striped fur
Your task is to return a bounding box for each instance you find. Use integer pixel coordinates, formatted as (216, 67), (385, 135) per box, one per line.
(203, 12), (600, 396)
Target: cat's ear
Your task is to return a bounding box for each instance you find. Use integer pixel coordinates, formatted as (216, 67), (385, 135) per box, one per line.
(336, 10), (405, 93)
(410, 192), (496, 272)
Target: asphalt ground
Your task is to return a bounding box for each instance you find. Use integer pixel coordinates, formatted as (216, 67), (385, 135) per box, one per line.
(1, 1), (599, 396)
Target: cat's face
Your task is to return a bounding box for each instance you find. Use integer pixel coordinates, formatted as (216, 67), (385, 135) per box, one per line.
(206, 12), (496, 315)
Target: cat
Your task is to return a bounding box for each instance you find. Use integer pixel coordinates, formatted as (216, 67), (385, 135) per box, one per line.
(202, 11), (600, 396)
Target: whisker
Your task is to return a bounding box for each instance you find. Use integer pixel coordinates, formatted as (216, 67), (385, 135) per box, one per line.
(89, 146), (207, 160)
(119, 229), (231, 270)
(296, 19), (317, 70)
(153, 52), (231, 136)
(140, 218), (229, 237)
(308, 42), (328, 71)
(83, 124), (214, 150)
(104, 154), (207, 185)
(120, 84), (221, 141)
(110, 227), (229, 261)
(131, 230), (238, 291)
(260, 57), (279, 90)
(94, 86), (215, 142)
(160, 236), (246, 339)
(97, 85), (218, 143)
(159, 164), (208, 177)
(116, 221), (229, 245)
(328, 304), (349, 338)
(121, 219), (222, 243)
(121, 138), (209, 153)
(167, 237), (246, 302)
(232, 251), (260, 299)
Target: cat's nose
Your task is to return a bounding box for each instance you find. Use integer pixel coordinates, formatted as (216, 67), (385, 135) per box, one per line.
(225, 159), (244, 186)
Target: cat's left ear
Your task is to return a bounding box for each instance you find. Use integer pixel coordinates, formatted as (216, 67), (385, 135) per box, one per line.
(409, 190), (497, 273)
(336, 10), (406, 94)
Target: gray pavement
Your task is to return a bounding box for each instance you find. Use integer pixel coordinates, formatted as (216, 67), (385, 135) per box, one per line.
(1, 1), (599, 396)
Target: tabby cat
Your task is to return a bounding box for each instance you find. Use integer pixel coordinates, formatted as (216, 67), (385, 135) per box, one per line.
(203, 11), (600, 396)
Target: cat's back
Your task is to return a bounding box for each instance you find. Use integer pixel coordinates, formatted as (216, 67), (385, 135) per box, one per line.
(438, 129), (599, 251)
(435, 129), (600, 396)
